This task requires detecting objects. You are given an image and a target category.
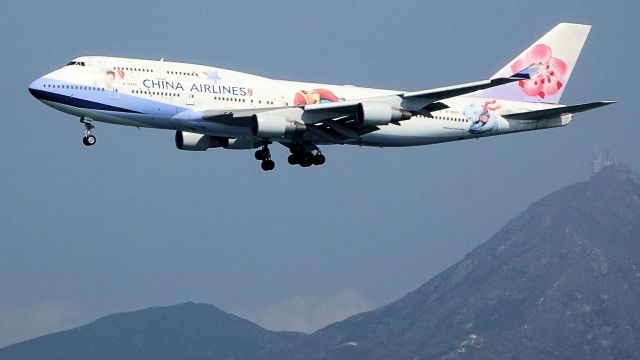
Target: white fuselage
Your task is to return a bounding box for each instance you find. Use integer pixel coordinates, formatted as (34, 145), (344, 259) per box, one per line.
(29, 56), (571, 148)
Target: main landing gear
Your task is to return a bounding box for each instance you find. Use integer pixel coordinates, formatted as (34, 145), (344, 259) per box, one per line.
(255, 144), (275, 171)
(81, 117), (96, 146)
(254, 143), (326, 171)
(287, 143), (325, 168)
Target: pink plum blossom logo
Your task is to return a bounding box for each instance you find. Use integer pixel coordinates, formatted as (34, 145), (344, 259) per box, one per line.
(511, 44), (568, 100)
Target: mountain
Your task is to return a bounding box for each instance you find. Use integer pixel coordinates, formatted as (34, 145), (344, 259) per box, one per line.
(2, 164), (639, 360)
(291, 163), (640, 359)
(0, 302), (304, 360)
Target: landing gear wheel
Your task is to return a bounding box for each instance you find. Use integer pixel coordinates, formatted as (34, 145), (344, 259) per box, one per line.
(289, 143), (326, 168)
(81, 117), (96, 147)
(83, 135), (96, 146)
(255, 149), (268, 161)
(261, 159), (275, 171)
(300, 153), (313, 167)
(256, 144), (275, 171)
(313, 154), (325, 166)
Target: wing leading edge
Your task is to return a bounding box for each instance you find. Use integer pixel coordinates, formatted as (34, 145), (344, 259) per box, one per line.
(402, 75), (529, 102)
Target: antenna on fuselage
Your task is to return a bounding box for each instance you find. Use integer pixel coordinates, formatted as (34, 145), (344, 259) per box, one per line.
(160, 58), (164, 62)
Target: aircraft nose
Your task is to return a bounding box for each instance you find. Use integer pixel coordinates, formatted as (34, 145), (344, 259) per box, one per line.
(28, 78), (43, 99)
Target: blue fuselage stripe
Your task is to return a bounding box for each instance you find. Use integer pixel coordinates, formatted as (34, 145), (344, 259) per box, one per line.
(29, 88), (142, 114)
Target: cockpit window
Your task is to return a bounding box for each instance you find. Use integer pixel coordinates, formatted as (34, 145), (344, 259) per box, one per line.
(65, 61), (86, 66)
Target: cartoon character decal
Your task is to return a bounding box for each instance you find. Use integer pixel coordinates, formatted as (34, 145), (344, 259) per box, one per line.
(511, 44), (568, 100)
(464, 100), (502, 134)
(104, 69), (125, 89)
(294, 89), (343, 105)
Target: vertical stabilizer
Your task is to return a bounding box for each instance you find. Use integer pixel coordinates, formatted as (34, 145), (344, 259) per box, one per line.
(477, 23), (591, 104)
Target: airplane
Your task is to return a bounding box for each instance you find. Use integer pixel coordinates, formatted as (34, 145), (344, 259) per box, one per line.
(29, 23), (613, 171)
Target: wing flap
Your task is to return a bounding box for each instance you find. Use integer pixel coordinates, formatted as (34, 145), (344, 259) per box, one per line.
(305, 124), (345, 144)
(322, 118), (361, 139)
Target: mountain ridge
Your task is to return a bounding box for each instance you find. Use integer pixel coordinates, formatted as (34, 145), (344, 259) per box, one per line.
(0, 302), (305, 360)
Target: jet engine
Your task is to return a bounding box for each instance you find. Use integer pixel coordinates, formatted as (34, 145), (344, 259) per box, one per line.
(250, 113), (298, 139)
(356, 102), (412, 126)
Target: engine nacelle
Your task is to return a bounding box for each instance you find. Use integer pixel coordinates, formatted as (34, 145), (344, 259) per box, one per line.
(251, 113), (296, 139)
(356, 102), (412, 126)
(175, 131), (229, 151)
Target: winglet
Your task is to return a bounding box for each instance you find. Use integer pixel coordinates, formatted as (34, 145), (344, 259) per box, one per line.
(504, 65), (532, 81)
(492, 64), (533, 81)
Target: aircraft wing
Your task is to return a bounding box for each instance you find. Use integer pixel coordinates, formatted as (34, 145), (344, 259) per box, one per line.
(299, 74), (529, 114)
(402, 76), (525, 101)
(502, 101), (616, 120)
(183, 72), (530, 144)
(191, 67), (529, 120)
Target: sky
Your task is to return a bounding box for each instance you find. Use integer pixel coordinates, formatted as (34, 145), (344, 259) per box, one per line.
(1, 0), (638, 347)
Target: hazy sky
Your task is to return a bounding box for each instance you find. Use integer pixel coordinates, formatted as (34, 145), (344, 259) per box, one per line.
(1, 0), (638, 347)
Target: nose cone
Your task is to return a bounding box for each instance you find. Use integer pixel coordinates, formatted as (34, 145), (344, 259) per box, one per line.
(28, 78), (42, 99)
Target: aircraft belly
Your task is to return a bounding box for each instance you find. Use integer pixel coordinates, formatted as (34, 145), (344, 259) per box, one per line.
(357, 118), (467, 147)
(41, 101), (137, 126)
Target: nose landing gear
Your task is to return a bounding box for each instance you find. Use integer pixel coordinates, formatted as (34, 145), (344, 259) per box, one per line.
(81, 117), (96, 146)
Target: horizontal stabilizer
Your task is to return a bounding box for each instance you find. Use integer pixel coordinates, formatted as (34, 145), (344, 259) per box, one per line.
(503, 101), (616, 120)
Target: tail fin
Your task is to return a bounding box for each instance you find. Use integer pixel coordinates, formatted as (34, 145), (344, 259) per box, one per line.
(477, 23), (591, 104)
